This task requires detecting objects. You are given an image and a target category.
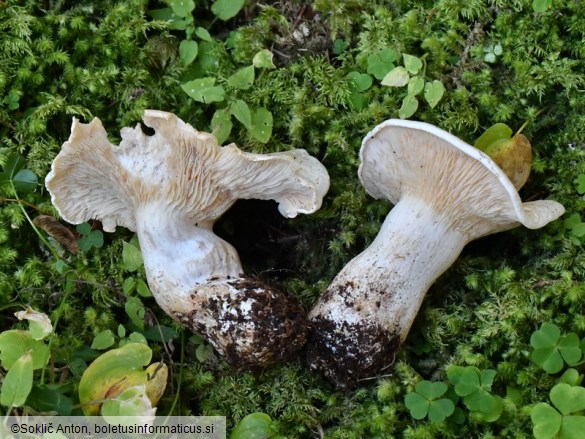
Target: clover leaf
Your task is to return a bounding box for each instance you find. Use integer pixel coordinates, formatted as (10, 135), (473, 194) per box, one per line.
(77, 223), (104, 252)
(447, 366), (502, 421)
(367, 48), (398, 80)
(531, 323), (582, 374)
(0, 152), (38, 195)
(532, 383), (585, 439)
(404, 380), (455, 423)
(575, 174), (585, 194)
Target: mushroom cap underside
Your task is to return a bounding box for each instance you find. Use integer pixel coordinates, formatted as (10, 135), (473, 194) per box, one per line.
(358, 119), (565, 239)
(46, 110), (330, 232)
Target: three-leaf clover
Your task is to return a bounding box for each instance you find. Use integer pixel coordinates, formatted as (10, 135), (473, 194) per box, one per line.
(404, 380), (455, 422)
(367, 48), (398, 80)
(447, 366), (503, 422)
(531, 323), (582, 374)
(532, 383), (585, 439)
(77, 223), (104, 252)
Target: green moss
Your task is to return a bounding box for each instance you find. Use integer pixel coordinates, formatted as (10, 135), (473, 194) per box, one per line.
(2, 0), (585, 436)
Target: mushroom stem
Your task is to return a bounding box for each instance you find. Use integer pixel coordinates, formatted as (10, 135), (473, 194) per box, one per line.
(307, 198), (465, 385)
(136, 204), (242, 305)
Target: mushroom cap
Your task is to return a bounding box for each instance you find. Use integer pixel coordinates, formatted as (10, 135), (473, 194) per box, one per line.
(46, 110), (329, 232)
(358, 119), (564, 240)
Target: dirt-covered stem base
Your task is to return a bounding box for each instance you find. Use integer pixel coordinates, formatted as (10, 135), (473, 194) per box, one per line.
(307, 197), (466, 386)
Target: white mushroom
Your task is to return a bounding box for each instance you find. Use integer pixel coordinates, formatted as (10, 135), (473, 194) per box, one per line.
(46, 110), (329, 369)
(306, 119), (564, 386)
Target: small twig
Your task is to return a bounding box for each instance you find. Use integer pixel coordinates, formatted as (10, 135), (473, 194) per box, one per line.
(292, 4), (308, 30)
(532, 279), (557, 288)
(0, 197), (44, 211)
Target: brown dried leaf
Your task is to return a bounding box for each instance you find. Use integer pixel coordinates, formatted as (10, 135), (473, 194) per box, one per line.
(33, 215), (79, 254)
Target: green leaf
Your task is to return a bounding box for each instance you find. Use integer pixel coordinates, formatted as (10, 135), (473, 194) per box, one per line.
(11, 169), (38, 193)
(532, 403), (562, 439)
(250, 108), (273, 143)
(470, 395), (503, 422)
(78, 230), (103, 251)
(464, 388), (497, 413)
(253, 49), (276, 69)
(550, 383), (585, 416)
(136, 279), (152, 298)
(141, 325), (179, 343)
(571, 223), (585, 237)
(123, 277), (136, 295)
(474, 123), (513, 152)
(1, 352), (33, 408)
(179, 40), (198, 66)
(181, 78), (225, 103)
(0, 330), (50, 370)
(452, 367), (480, 397)
(533, 347), (565, 374)
(560, 369), (584, 387)
(211, 0), (245, 21)
(0, 153), (24, 184)
(231, 413), (278, 439)
(348, 91), (368, 110)
(169, 0), (194, 17)
(125, 297), (146, 331)
(195, 27), (213, 42)
(122, 241), (143, 272)
(428, 398), (455, 423)
(230, 100), (252, 130)
(27, 385), (73, 415)
(560, 416), (585, 439)
(533, 0), (552, 13)
(424, 80), (445, 108)
(332, 39), (349, 55)
(76, 222), (92, 236)
(78, 343), (153, 415)
(407, 76), (425, 96)
(559, 333), (582, 365)
(564, 213), (583, 230)
(381, 66), (410, 87)
(227, 65), (255, 90)
(404, 392), (430, 420)
(0, 153), (38, 194)
(415, 380), (448, 400)
(195, 343), (212, 362)
(398, 95), (418, 119)
(91, 330), (115, 350)
(575, 175), (585, 194)
(347, 71), (373, 92)
(480, 369), (497, 391)
(403, 54), (423, 74)
(531, 323), (580, 373)
(405, 382), (454, 423)
(367, 48), (398, 80)
(211, 109), (233, 144)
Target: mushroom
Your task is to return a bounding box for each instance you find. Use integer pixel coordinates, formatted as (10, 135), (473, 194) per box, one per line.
(306, 119), (564, 387)
(46, 110), (329, 369)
